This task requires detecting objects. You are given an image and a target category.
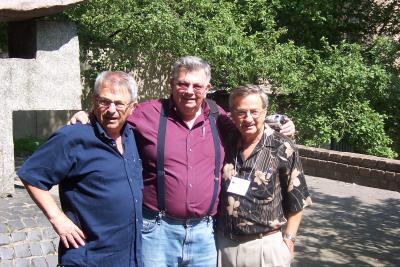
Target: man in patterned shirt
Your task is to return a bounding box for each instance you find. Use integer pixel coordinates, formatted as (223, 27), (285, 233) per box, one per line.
(217, 84), (312, 267)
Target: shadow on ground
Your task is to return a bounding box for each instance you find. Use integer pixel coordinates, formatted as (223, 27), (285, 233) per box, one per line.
(294, 189), (400, 267)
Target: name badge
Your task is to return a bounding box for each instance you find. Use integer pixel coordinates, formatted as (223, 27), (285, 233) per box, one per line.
(227, 176), (250, 196)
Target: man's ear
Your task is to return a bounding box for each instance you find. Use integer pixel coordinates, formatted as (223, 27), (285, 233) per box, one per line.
(169, 78), (175, 93)
(128, 102), (138, 116)
(204, 83), (212, 94)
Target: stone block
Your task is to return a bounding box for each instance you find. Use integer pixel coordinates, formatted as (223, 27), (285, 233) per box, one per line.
(27, 229), (43, 241)
(319, 150), (330, 161)
(385, 160), (400, 173)
(0, 246), (14, 260)
(349, 156), (363, 166)
(42, 227), (58, 240)
(370, 169), (385, 180)
(22, 218), (37, 228)
(0, 0), (85, 22)
(46, 254), (58, 267)
(41, 241), (56, 255)
(6, 220), (24, 231)
(0, 260), (13, 267)
(339, 154), (352, 164)
(329, 152), (342, 163)
(14, 243), (31, 258)
(360, 158), (377, 169)
(15, 258), (30, 267)
(35, 217), (51, 227)
(0, 224), (8, 233)
(376, 160), (387, 171)
(29, 242), (43, 256)
(11, 231), (26, 242)
(320, 161), (337, 179)
(0, 233), (11, 245)
(384, 172), (396, 182)
(32, 257), (47, 267)
(358, 167), (371, 178)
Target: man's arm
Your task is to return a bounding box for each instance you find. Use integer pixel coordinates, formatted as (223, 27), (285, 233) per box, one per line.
(22, 181), (86, 249)
(283, 210), (303, 257)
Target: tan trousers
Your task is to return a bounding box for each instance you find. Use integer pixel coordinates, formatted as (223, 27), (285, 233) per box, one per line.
(217, 231), (292, 267)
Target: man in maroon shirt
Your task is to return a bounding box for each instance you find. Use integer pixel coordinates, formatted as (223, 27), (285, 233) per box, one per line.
(70, 56), (295, 267)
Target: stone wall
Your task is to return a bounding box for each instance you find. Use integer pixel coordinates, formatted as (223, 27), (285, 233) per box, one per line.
(0, 20), (81, 196)
(298, 145), (400, 192)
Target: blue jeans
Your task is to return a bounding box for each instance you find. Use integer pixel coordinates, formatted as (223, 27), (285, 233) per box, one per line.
(141, 210), (217, 267)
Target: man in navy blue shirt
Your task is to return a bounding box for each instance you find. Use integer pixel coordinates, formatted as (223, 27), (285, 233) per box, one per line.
(18, 71), (143, 267)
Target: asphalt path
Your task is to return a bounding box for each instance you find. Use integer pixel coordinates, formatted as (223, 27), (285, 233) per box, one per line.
(293, 176), (400, 267)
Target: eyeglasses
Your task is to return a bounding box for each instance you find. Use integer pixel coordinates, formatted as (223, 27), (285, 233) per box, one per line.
(96, 96), (133, 111)
(233, 109), (266, 119)
(175, 81), (206, 94)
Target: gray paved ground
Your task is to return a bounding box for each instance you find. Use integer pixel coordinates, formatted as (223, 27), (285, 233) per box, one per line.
(1, 162), (399, 266)
(293, 176), (400, 267)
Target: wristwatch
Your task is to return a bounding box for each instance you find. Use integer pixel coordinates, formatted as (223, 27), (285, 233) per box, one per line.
(283, 233), (296, 243)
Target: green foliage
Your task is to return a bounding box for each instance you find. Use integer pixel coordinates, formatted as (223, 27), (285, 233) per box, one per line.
(14, 138), (46, 156)
(58, 0), (399, 158)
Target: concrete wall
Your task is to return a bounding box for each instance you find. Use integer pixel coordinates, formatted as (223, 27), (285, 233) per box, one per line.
(299, 145), (400, 192)
(0, 20), (81, 196)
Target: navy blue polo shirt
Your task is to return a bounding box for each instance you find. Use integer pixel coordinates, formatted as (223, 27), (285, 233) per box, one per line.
(18, 118), (143, 267)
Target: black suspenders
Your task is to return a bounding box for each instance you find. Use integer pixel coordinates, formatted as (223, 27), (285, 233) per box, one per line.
(156, 99), (221, 216)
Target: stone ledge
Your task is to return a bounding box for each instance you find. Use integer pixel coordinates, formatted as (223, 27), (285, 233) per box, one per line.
(298, 145), (400, 192)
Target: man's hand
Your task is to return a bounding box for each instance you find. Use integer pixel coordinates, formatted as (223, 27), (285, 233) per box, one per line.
(67, 111), (90, 125)
(49, 212), (86, 249)
(283, 238), (295, 258)
(280, 117), (296, 138)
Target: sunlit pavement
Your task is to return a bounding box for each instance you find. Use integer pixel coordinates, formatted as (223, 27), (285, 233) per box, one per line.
(293, 176), (400, 267)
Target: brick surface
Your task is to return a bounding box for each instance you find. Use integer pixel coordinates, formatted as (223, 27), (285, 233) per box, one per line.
(14, 243), (31, 258)
(358, 167), (371, 178)
(32, 257), (47, 267)
(41, 241), (56, 255)
(42, 228), (58, 240)
(15, 258), (30, 267)
(27, 229), (43, 242)
(7, 220), (24, 231)
(11, 232), (26, 242)
(361, 158), (378, 169)
(29, 242), (43, 256)
(0, 233), (11, 245)
(0, 224), (9, 233)
(22, 218), (38, 228)
(46, 254), (58, 267)
(0, 246), (14, 260)
(0, 260), (14, 267)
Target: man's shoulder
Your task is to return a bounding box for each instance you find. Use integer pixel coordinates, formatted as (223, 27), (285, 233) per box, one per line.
(55, 123), (94, 141)
(270, 130), (297, 148)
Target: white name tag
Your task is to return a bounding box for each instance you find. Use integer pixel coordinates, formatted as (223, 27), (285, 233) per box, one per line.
(227, 176), (250, 196)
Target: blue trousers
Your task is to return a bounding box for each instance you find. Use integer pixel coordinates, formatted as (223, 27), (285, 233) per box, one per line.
(141, 210), (217, 267)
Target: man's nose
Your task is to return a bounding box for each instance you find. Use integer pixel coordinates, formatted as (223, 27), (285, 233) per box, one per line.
(107, 102), (117, 112)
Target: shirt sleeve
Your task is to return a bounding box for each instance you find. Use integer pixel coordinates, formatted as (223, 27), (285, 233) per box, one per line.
(281, 141), (312, 213)
(17, 130), (73, 191)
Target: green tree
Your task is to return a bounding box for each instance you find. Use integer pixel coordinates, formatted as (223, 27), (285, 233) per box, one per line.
(58, 0), (398, 158)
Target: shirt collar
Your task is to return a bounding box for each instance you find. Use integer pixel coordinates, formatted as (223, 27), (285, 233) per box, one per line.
(90, 114), (131, 141)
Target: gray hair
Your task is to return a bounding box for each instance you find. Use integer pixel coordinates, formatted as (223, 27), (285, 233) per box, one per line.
(171, 56), (211, 83)
(94, 71), (138, 102)
(229, 84), (269, 111)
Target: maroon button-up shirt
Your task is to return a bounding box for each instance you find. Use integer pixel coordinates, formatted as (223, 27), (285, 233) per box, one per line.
(128, 98), (234, 218)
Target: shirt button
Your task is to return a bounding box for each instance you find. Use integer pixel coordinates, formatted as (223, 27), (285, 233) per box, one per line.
(130, 179), (133, 182)
(189, 184), (192, 188)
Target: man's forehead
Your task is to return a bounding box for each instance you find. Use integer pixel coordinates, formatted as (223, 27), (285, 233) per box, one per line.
(176, 68), (208, 81)
(97, 84), (130, 98)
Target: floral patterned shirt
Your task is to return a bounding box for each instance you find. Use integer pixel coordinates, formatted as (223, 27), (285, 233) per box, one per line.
(219, 125), (311, 237)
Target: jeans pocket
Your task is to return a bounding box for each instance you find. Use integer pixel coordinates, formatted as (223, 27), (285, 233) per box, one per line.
(142, 217), (158, 233)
